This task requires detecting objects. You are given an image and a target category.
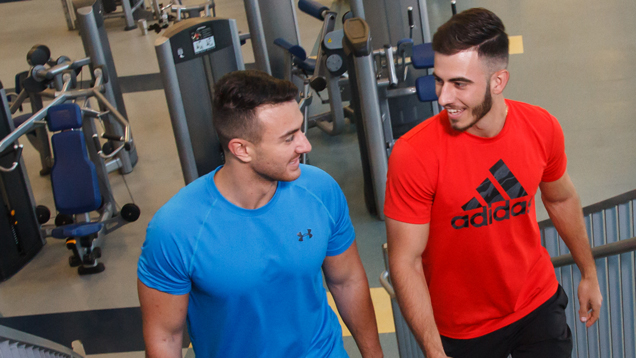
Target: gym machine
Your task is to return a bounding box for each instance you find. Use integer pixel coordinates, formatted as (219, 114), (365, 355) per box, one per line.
(269, 1), (438, 217)
(62, 0), (150, 31)
(144, 0), (217, 34)
(74, 0), (139, 173)
(0, 58), (140, 275)
(155, 17), (245, 185)
(273, 0), (352, 137)
(13, 1), (137, 176)
(341, 2), (441, 219)
(0, 82), (45, 282)
(243, 0), (303, 78)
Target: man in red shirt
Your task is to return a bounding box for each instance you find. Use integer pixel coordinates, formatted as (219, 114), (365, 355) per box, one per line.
(384, 8), (603, 358)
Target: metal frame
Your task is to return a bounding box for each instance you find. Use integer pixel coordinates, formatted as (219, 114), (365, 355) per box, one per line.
(243, 0), (302, 79)
(75, 1), (136, 174)
(103, 0), (146, 31)
(541, 191), (636, 358)
(0, 325), (83, 358)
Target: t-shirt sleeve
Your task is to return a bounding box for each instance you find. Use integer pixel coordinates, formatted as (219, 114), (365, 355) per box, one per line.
(137, 215), (192, 295)
(384, 139), (438, 224)
(324, 178), (355, 257)
(541, 114), (567, 182)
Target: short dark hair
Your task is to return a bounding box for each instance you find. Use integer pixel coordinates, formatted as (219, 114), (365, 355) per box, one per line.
(432, 8), (509, 70)
(213, 70), (298, 151)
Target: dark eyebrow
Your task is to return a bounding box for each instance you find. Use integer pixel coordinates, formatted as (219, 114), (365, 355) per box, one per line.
(280, 127), (300, 139)
(449, 77), (474, 83)
(432, 72), (474, 84)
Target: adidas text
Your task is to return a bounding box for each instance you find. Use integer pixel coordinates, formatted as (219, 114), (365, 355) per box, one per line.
(451, 197), (534, 230)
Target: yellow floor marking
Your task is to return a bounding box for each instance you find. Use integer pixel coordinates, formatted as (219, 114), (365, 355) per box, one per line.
(327, 287), (395, 337)
(509, 35), (524, 54)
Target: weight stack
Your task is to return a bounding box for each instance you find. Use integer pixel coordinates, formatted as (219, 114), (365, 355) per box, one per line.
(0, 82), (45, 282)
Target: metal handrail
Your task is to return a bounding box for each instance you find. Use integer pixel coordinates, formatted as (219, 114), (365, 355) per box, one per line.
(380, 236), (636, 298)
(551, 236), (636, 268)
(538, 189), (636, 229)
(0, 325), (83, 358)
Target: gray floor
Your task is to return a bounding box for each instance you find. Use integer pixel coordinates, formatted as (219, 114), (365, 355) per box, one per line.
(0, 0), (635, 357)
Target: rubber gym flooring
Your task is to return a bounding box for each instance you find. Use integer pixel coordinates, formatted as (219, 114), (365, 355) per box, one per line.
(1, 0), (635, 357)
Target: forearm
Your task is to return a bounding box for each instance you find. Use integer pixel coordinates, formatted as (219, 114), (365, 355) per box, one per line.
(543, 193), (596, 277)
(143, 328), (184, 358)
(390, 263), (446, 358)
(329, 276), (383, 358)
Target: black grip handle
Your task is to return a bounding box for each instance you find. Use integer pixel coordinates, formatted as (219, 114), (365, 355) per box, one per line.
(408, 7), (414, 28)
(102, 133), (124, 142)
(298, 0), (329, 21)
(451, 1), (457, 15)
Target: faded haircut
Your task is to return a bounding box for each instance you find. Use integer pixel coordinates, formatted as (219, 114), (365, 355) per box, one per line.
(432, 8), (509, 71)
(213, 70), (298, 152)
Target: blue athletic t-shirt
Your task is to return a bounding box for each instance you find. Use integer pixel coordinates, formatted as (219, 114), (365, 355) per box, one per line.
(138, 164), (354, 357)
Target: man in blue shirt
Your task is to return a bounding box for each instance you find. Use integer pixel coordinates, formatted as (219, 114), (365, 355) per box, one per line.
(137, 70), (383, 357)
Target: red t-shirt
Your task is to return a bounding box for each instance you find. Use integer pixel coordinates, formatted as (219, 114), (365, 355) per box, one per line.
(384, 99), (566, 339)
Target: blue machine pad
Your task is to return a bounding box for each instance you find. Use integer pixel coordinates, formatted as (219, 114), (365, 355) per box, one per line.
(412, 43), (434, 69)
(416, 75), (438, 102)
(50, 130), (102, 214)
(47, 103), (83, 132)
(51, 222), (104, 239)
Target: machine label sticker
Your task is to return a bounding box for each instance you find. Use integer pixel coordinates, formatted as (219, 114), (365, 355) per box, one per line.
(191, 26), (216, 55)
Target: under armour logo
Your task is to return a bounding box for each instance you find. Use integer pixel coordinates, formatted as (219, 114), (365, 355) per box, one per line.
(298, 229), (313, 241)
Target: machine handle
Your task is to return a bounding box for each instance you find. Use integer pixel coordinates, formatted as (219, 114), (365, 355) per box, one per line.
(0, 144), (24, 173)
(451, 0), (457, 15)
(91, 69), (134, 159)
(298, 0), (329, 21)
(91, 134), (103, 155)
(407, 6), (414, 39)
(379, 270), (396, 298)
(32, 57), (91, 82)
(102, 133), (124, 142)
(384, 45), (399, 87)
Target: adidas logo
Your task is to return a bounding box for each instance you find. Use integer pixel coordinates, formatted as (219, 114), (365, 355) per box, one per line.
(451, 159), (533, 230)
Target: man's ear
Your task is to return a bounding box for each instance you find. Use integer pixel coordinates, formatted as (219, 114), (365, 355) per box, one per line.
(491, 69), (509, 95)
(227, 138), (253, 163)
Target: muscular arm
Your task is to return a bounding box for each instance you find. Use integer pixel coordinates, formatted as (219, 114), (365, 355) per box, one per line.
(386, 219), (447, 358)
(540, 171), (603, 327)
(322, 241), (383, 358)
(138, 279), (189, 358)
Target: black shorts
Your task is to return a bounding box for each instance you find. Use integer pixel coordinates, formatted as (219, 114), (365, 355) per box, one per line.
(441, 285), (573, 358)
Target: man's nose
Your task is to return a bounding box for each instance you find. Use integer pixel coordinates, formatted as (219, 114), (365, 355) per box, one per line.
(297, 131), (312, 154)
(436, 83), (454, 107)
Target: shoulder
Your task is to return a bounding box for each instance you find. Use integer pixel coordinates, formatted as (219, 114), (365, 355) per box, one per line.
(148, 173), (215, 236)
(292, 164), (341, 192)
(507, 100), (564, 146)
(399, 112), (448, 145)
(287, 164), (348, 214)
(508, 100), (559, 126)
(390, 115), (447, 170)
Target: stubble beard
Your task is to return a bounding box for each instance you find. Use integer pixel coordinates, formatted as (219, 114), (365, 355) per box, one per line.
(452, 82), (493, 132)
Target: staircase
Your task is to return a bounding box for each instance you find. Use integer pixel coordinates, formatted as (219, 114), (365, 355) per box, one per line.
(0, 324), (83, 358)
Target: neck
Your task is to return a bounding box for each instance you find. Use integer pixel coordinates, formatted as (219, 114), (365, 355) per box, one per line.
(467, 96), (508, 138)
(214, 159), (278, 210)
